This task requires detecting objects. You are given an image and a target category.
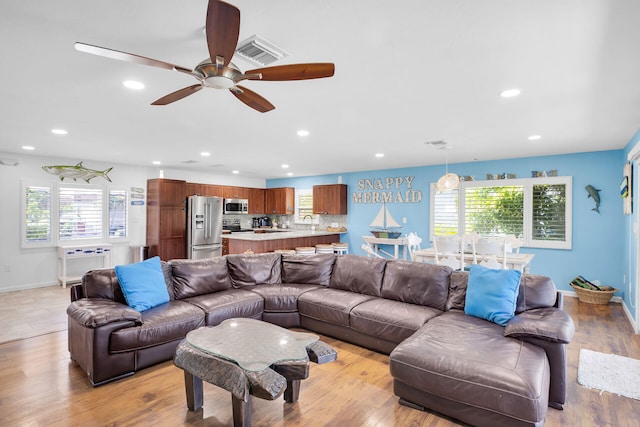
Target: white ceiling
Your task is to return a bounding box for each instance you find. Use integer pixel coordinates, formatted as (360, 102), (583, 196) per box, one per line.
(1, 0), (639, 180)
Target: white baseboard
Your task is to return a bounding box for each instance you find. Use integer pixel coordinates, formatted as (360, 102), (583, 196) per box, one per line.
(0, 281), (59, 294)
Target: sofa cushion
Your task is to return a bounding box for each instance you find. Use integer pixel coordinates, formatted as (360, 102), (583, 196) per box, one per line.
(445, 271), (468, 311)
(505, 308), (575, 344)
(227, 253), (282, 288)
(298, 287), (375, 326)
(82, 261), (174, 303)
(114, 257), (170, 312)
(183, 288), (264, 326)
(110, 300), (205, 352)
(350, 298), (442, 343)
(281, 253), (336, 286)
(247, 283), (321, 312)
(390, 311), (549, 425)
(464, 265), (521, 326)
(329, 255), (386, 297)
(516, 274), (558, 313)
(170, 257), (231, 299)
(381, 260), (451, 310)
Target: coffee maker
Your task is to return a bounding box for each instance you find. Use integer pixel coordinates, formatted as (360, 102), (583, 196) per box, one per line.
(252, 216), (272, 228)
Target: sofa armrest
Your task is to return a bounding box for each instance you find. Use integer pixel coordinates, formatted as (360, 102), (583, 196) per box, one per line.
(67, 298), (142, 328)
(70, 283), (84, 302)
(504, 307), (575, 344)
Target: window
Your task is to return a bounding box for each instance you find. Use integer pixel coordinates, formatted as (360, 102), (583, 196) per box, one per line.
(59, 186), (103, 240)
(430, 176), (572, 249)
(294, 189), (319, 224)
(24, 185), (52, 244)
(22, 182), (128, 247)
(109, 189), (128, 237)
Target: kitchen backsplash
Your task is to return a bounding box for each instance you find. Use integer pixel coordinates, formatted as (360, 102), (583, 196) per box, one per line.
(223, 214), (348, 231)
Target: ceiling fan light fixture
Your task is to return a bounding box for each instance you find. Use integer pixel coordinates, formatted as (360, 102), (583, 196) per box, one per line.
(205, 75), (235, 89)
(123, 80), (144, 90)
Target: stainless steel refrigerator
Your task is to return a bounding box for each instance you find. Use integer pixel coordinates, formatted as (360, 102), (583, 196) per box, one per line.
(186, 195), (223, 259)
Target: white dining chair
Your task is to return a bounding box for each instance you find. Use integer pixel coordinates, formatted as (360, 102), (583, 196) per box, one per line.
(505, 234), (524, 253)
(460, 232), (480, 270)
(433, 235), (461, 270)
(476, 237), (507, 269)
(406, 232), (423, 261)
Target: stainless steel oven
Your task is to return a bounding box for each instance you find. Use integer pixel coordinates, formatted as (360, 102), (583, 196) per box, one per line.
(223, 198), (249, 214)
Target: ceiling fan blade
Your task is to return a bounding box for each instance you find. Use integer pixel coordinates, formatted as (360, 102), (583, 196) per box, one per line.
(205, 0), (240, 68)
(151, 84), (203, 105)
(74, 42), (194, 75)
(245, 63), (335, 81)
(230, 85), (275, 113)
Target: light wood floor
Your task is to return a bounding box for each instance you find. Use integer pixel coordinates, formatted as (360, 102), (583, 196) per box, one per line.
(0, 298), (639, 427)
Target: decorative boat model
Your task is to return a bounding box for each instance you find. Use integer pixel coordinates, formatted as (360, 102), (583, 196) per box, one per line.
(369, 203), (403, 239)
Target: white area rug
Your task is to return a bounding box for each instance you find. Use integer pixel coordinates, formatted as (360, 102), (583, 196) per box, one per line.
(578, 349), (640, 400)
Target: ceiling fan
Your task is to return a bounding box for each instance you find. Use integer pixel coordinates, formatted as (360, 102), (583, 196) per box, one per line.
(74, 0), (335, 112)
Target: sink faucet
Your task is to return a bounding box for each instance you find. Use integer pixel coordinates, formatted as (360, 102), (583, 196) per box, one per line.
(303, 215), (312, 221)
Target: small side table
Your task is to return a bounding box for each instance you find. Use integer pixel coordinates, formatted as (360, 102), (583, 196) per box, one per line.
(57, 244), (112, 288)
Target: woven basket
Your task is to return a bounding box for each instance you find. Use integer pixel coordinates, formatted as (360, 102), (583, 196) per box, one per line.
(570, 284), (617, 305)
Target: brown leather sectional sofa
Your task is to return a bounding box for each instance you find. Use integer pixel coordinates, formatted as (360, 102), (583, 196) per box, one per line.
(67, 252), (574, 427)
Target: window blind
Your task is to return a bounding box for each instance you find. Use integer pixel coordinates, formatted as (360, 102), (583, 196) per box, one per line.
(25, 185), (51, 242)
(59, 186), (103, 240)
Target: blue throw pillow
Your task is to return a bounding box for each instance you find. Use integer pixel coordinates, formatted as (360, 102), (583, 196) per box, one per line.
(114, 256), (170, 312)
(464, 264), (522, 326)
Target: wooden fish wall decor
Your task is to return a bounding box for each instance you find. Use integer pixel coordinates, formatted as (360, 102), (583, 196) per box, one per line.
(42, 161), (112, 182)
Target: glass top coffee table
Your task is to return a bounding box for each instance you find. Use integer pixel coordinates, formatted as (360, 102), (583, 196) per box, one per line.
(174, 318), (337, 427)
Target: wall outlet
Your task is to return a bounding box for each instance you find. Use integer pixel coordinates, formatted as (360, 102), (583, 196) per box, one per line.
(402, 217), (407, 224)
(3, 265), (10, 272)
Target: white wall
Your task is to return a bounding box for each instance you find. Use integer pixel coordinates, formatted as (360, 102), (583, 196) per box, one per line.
(0, 152), (264, 292)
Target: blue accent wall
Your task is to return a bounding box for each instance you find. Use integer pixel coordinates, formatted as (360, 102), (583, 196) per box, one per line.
(270, 150), (628, 300)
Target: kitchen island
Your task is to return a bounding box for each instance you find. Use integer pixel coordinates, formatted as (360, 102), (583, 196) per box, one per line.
(222, 230), (343, 254)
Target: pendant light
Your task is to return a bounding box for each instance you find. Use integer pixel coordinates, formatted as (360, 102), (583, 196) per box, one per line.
(435, 147), (459, 192)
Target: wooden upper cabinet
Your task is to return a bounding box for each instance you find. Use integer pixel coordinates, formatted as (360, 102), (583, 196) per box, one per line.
(148, 179), (187, 206)
(223, 186), (249, 199)
(265, 187), (295, 214)
(247, 188), (265, 214)
(186, 183), (224, 198)
(313, 184), (348, 215)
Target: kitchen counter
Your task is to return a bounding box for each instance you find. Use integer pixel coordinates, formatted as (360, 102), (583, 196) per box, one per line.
(224, 229), (342, 241)
(222, 230), (344, 255)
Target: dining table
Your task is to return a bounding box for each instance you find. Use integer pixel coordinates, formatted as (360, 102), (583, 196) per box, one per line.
(411, 248), (535, 273)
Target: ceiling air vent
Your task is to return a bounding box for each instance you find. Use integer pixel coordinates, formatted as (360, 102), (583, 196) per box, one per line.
(235, 35), (288, 67)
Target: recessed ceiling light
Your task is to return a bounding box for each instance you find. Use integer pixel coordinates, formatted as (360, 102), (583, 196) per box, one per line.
(152, 160), (161, 165)
(528, 135), (542, 141)
(51, 129), (68, 135)
(287, 172), (294, 176)
(281, 164), (289, 169)
(22, 146), (35, 150)
(499, 88), (521, 98)
(297, 130), (310, 137)
(232, 170), (239, 174)
(200, 152), (210, 157)
(123, 80), (145, 90)
(375, 153), (384, 158)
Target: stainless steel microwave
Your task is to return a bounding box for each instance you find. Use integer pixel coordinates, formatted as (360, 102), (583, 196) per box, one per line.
(223, 198), (249, 214)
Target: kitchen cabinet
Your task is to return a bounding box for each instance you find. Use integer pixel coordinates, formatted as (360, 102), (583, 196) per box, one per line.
(265, 187), (295, 214)
(186, 183), (223, 197)
(313, 184), (348, 215)
(223, 186), (249, 199)
(147, 179), (188, 260)
(222, 237), (229, 255)
(247, 188), (265, 214)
